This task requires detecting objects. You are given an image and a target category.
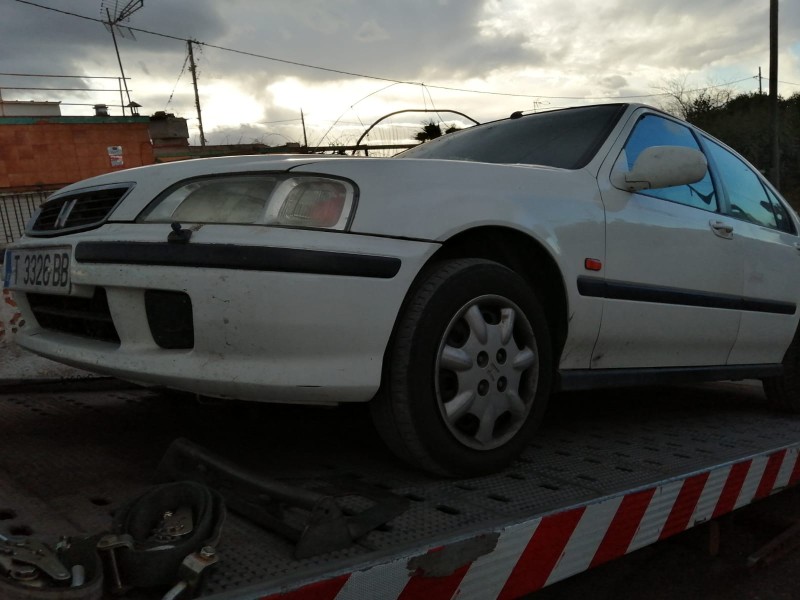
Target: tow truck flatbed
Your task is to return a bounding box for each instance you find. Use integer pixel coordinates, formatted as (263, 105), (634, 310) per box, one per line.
(1, 380), (799, 599)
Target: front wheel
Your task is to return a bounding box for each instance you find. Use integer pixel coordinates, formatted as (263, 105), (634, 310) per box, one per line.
(372, 259), (552, 477)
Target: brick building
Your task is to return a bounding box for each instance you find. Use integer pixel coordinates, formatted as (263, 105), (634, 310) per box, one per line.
(0, 109), (155, 192)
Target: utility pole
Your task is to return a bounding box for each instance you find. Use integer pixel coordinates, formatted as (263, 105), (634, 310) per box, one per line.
(300, 109), (308, 148)
(769, 0), (780, 188)
(758, 67), (763, 94)
(187, 40), (206, 147)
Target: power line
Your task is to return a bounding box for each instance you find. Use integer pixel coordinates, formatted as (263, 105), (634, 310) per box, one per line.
(164, 53), (190, 110)
(12, 0), (183, 39)
(12, 0), (405, 81)
(0, 72), (128, 79)
(60, 102), (125, 107)
(314, 83), (405, 146)
(258, 118), (302, 124)
(10, 0), (763, 106)
(0, 87), (122, 92)
(12, 0), (754, 103)
(422, 77), (757, 100)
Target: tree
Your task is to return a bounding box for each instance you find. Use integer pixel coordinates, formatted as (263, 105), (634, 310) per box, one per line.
(413, 120), (461, 142)
(414, 120), (443, 142)
(656, 75), (734, 122)
(682, 91), (800, 208)
(655, 75), (800, 206)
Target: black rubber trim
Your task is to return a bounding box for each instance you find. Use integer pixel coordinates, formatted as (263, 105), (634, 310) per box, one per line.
(558, 364), (782, 392)
(75, 241), (401, 279)
(577, 276), (796, 315)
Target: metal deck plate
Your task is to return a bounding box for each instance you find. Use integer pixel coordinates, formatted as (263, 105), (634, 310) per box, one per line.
(1, 380), (799, 598)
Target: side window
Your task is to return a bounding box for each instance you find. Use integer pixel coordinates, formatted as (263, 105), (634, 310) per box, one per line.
(765, 186), (796, 234)
(703, 139), (778, 230)
(622, 115), (717, 211)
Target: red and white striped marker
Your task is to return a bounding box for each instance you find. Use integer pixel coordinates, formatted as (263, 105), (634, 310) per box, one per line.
(259, 447), (800, 600)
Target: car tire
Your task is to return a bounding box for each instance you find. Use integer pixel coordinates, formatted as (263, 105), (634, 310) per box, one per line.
(372, 258), (552, 477)
(763, 326), (800, 413)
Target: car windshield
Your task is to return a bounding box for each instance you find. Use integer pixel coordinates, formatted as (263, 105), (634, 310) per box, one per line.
(398, 104), (626, 169)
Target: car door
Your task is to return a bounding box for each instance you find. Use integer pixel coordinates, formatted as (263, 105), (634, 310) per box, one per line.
(699, 136), (800, 365)
(591, 111), (742, 368)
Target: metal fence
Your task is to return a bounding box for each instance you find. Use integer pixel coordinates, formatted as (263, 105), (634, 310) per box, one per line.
(0, 190), (53, 250)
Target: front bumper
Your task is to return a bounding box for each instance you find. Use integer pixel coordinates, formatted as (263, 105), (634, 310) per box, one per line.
(10, 223), (438, 404)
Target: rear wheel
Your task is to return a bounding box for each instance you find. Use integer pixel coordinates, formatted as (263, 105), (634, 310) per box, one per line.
(763, 327), (800, 412)
(372, 259), (552, 476)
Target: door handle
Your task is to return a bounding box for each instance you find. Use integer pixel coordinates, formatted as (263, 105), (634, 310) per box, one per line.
(709, 220), (734, 239)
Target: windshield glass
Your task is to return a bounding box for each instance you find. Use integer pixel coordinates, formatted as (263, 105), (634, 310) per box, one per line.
(398, 104), (626, 169)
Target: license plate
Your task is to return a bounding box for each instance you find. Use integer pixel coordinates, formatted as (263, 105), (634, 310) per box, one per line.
(4, 247), (72, 295)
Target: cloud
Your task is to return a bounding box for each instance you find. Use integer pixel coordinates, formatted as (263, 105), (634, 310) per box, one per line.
(355, 20), (390, 43)
(1, 0), (797, 144)
(600, 75), (628, 91)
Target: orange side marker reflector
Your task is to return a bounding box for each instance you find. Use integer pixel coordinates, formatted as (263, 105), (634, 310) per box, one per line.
(584, 258), (602, 271)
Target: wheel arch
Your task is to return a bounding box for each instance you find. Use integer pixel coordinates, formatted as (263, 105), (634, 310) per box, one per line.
(385, 226), (569, 373)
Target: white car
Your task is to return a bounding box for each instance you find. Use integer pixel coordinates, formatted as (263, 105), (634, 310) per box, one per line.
(6, 103), (800, 476)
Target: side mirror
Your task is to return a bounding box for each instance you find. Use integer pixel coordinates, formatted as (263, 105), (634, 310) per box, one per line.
(611, 145), (708, 192)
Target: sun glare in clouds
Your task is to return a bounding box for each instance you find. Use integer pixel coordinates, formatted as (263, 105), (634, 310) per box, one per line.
(199, 82), (265, 139)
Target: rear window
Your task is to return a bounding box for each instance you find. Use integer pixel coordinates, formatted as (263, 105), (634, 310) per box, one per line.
(398, 104), (626, 169)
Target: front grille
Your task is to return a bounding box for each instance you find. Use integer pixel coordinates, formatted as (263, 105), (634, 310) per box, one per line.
(145, 290), (194, 349)
(28, 185), (131, 236)
(27, 288), (120, 343)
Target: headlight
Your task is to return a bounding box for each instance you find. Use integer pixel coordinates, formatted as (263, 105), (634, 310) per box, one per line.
(139, 174), (357, 231)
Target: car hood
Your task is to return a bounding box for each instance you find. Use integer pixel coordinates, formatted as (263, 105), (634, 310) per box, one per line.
(55, 154), (597, 241)
(292, 157), (599, 241)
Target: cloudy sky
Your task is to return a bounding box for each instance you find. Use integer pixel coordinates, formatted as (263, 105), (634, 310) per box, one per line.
(1, 0), (799, 147)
